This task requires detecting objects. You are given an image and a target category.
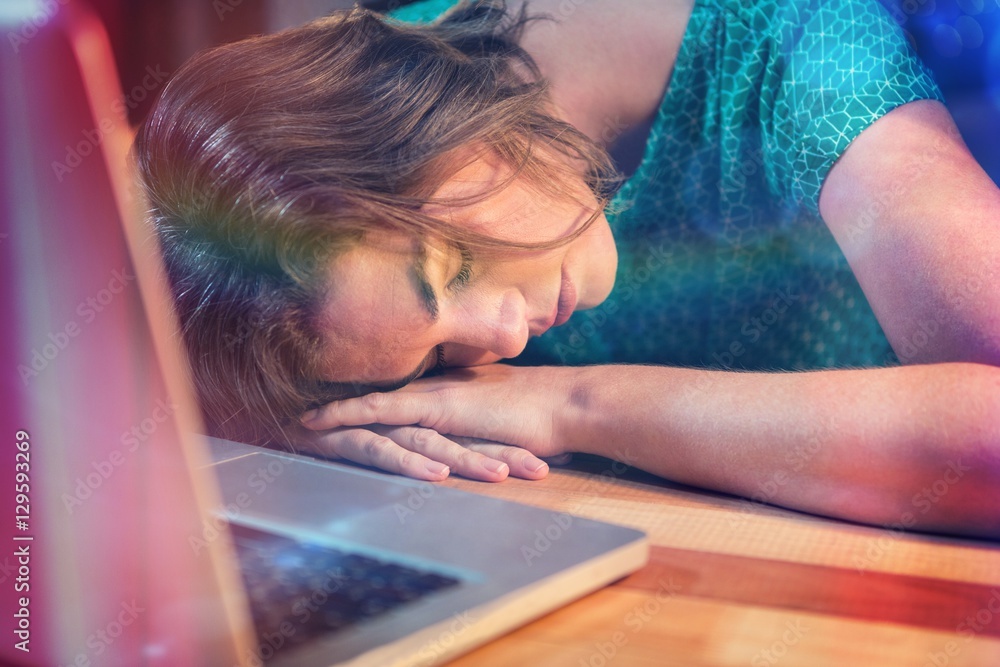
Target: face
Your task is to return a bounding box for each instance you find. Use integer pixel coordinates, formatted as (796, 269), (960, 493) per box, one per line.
(316, 153), (618, 390)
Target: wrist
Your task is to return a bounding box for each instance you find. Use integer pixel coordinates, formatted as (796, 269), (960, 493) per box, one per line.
(558, 364), (608, 457)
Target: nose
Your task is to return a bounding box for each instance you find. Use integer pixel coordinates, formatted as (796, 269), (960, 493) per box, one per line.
(448, 288), (529, 359)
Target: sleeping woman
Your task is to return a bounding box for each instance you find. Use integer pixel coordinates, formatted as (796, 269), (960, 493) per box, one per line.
(133, 0), (1000, 538)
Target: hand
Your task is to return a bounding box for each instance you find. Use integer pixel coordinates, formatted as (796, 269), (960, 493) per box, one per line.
(299, 364), (581, 474)
(284, 420), (555, 483)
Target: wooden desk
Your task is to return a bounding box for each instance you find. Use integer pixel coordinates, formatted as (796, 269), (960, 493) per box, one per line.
(435, 456), (1000, 667)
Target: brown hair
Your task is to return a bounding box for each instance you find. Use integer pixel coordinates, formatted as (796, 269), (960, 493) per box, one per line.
(132, 1), (620, 446)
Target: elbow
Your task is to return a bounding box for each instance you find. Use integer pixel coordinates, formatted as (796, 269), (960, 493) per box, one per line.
(891, 363), (1000, 538)
(891, 322), (1000, 367)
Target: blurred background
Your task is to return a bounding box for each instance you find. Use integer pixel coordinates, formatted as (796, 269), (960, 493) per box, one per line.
(71, 0), (999, 183)
(895, 0), (1000, 182)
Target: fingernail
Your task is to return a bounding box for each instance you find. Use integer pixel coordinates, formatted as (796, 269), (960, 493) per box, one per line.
(527, 459), (548, 473)
(300, 409), (318, 424)
(425, 461), (449, 476)
(482, 460), (509, 475)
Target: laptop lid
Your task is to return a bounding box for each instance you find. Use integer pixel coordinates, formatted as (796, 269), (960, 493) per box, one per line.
(0, 1), (255, 664)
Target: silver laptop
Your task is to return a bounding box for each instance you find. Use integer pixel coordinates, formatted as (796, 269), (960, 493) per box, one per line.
(205, 438), (647, 666)
(0, 2), (647, 665)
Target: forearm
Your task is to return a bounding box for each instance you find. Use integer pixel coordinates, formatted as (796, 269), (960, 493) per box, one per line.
(564, 362), (1000, 537)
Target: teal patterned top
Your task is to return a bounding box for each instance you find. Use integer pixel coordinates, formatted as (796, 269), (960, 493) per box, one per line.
(389, 0), (944, 370)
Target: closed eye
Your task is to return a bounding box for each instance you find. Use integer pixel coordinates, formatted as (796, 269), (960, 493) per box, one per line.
(428, 246), (470, 375)
(447, 246), (473, 290)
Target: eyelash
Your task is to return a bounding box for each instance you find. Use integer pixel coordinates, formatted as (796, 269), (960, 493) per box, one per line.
(448, 247), (473, 290)
(432, 247), (471, 373)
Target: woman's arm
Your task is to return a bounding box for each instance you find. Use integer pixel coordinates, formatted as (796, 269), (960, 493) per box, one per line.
(301, 361), (1000, 539)
(564, 362), (1000, 538)
(819, 99), (1000, 365)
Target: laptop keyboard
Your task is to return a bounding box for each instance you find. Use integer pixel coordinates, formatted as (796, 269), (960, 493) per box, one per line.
(228, 522), (461, 660)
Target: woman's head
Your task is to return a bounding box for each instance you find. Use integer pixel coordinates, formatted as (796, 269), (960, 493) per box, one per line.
(318, 150), (618, 394)
(133, 1), (620, 445)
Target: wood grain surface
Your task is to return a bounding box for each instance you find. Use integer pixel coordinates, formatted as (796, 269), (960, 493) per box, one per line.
(435, 455), (1000, 667)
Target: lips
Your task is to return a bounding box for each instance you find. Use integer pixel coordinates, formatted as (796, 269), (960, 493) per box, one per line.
(554, 267), (578, 327)
(528, 266), (579, 337)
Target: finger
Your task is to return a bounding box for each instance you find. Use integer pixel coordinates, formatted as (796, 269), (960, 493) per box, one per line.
(376, 427), (512, 482)
(300, 391), (444, 431)
(310, 427), (451, 481)
(450, 437), (550, 480)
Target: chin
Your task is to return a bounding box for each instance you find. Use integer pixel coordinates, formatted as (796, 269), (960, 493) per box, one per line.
(578, 278), (614, 310)
(578, 234), (618, 309)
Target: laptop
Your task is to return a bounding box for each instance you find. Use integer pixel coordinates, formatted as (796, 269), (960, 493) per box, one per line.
(0, 2), (648, 665)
